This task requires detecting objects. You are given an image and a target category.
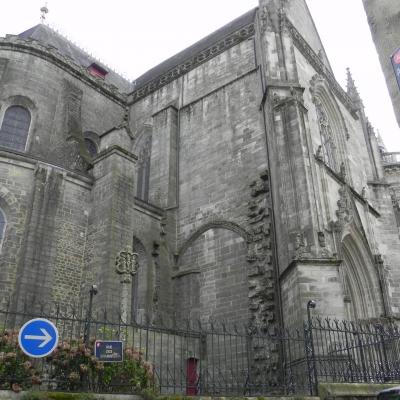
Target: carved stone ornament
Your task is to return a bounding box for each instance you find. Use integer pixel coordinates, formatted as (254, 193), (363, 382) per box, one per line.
(334, 186), (353, 231)
(294, 232), (307, 260)
(318, 231), (331, 258)
(115, 250), (139, 283)
(316, 145), (323, 161)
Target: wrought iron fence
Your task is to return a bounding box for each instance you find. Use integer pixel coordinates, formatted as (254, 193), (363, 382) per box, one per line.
(308, 317), (400, 385)
(1, 297), (400, 396)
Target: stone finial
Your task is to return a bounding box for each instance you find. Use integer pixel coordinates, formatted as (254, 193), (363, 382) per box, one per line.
(346, 67), (363, 109)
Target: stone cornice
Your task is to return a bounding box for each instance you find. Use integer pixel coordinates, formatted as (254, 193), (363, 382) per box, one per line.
(93, 145), (137, 165)
(0, 36), (127, 105)
(280, 258), (342, 282)
(0, 147), (94, 186)
(128, 23), (255, 104)
(284, 17), (359, 119)
(134, 197), (165, 218)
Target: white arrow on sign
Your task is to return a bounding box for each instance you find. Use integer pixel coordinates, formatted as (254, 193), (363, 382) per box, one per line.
(24, 328), (52, 348)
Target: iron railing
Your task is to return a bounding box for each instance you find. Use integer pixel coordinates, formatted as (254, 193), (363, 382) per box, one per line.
(1, 298), (400, 396)
(381, 152), (400, 166)
(308, 317), (400, 384)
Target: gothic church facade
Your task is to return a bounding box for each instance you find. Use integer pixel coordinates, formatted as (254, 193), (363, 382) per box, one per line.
(0, 0), (399, 330)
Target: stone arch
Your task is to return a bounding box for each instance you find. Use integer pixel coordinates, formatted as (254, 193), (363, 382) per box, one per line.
(310, 75), (349, 174)
(175, 222), (250, 324)
(176, 220), (251, 265)
(340, 225), (382, 320)
(0, 95), (37, 152)
(131, 236), (152, 322)
(83, 131), (100, 158)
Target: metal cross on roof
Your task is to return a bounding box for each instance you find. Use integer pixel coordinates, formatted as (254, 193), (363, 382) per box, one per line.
(40, 3), (49, 23)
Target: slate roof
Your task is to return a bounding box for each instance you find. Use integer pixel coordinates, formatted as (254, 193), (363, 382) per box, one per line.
(14, 8), (257, 97)
(17, 24), (133, 93)
(131, 8), (257, 94)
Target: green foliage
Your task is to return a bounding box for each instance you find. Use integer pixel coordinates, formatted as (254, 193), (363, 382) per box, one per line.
(21, 392), (94, 400)
(47, 339), (155, 393)
(0, 330), (42, 392)
(0, 329), (157, 395)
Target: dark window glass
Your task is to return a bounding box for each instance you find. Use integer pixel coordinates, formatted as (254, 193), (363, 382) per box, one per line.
(84, 138), (98, 157)
(0, 208), (5, 244)
(0, 106), (31, 151)
(136, 135), (152, 202)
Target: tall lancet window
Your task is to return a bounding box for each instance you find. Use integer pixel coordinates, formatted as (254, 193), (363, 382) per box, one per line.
(0, 208), (6, 251)
(315, 99), (337, 171)
(0, 106), (31, 151)
(136, 135), (152, 202)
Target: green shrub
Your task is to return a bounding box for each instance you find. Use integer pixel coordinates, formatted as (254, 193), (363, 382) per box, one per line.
(21, 392), (94, 400)
(47, 338), (155, 393)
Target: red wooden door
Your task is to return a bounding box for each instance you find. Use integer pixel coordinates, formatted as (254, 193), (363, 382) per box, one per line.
(186, 357), (198, 395)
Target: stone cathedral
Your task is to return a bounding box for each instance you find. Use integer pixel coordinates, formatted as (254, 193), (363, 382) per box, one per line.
(0, 0), (399, 330)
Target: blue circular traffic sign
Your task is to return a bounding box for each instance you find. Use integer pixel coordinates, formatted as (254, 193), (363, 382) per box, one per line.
(18, 318), (59, 358)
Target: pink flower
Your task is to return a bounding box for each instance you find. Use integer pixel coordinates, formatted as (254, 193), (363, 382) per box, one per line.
(23, 361), (32, 370)
(68, 372), (80, 382)
(11, 383), (22, 393)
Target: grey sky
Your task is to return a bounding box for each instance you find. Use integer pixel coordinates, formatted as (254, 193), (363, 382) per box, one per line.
(1, 0), (399, 151)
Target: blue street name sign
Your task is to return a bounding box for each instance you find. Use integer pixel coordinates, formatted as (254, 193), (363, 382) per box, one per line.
(94, 340), (123, 362)
(18, 318), (59, 358)
(391, 47), (400, 91)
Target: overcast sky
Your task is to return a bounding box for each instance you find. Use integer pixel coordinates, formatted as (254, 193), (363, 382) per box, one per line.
(1, 0), (399, 151)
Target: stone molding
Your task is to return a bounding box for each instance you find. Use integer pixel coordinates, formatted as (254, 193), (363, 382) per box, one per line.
(176, 219), (251, 263)
(92, 145), (138, 165)
(0, 148), (93, 186)
(129, 23), (255, 104)
(0, 37), (127, 105)
(280, 258), (342, 282)
(284, 17), (358, 119)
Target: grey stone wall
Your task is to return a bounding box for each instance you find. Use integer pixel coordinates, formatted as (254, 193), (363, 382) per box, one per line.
(176, 228), (248, 324)
(0, 48), (125, 171)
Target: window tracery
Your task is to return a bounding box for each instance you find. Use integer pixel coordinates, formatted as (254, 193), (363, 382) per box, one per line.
(315, 98), (337, 171)
(136, 135), (152, 202)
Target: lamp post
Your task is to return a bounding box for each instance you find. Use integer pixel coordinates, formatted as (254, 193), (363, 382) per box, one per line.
(115, 249), (139, 324)
(306, 300), (318, 395)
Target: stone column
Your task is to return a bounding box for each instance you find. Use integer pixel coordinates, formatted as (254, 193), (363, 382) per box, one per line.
(115, 249), (139, 323)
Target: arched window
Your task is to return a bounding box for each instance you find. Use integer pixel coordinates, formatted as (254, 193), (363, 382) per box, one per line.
(84, 138), (98, 157)
(315, 99), (337, 171)
(136, 135), (152, 202)
(0, 208), (6, 249)
(0, 106), (31, 151)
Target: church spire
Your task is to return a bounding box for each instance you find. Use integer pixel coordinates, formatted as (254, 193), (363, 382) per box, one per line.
(346, 67), (363, 109)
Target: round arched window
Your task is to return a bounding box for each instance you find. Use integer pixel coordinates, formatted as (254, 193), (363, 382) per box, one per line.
(84, 138), (98, 157)
(0, 106), (31, 151)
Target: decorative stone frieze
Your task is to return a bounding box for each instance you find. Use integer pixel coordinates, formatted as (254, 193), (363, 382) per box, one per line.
(129, 23), (255, 103)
